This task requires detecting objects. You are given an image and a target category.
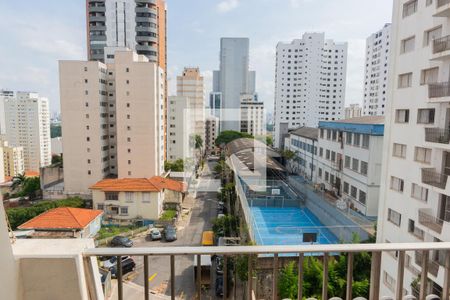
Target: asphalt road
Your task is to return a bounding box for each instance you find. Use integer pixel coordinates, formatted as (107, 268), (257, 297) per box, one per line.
(130, 160), (220, 299)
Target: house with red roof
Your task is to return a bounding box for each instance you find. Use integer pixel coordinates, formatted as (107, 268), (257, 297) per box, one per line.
(18, 207), (103, 238)
(90, 176), (187, 223)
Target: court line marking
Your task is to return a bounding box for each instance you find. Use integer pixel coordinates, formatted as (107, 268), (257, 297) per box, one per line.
(148, 273), (157, 281)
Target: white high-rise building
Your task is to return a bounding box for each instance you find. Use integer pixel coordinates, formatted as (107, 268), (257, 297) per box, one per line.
(363, 24), (392, 116)
(212, 38), (256, 132)
(177, 68), (205, 143)
(4, 92), (51, 172)
(0, 90), (13, 136)
(60, 50), (164, 196)
(240, 94), (265, 137)
(274, 33), (348, 149)
(345, 104), (362, 119)
(377, 1), (450, 297)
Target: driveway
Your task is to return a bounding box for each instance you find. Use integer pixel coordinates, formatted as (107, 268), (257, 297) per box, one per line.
(129, 160), (220, 299)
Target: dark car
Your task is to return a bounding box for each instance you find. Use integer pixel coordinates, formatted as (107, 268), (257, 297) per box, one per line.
(215, 275), (224, 297)
(110, 236), (133, 247)
(164, 225), (177, 242)
(109, 257), (136, 278)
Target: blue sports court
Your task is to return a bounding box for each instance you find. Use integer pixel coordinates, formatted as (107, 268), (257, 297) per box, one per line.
(250, 206), (338, 246)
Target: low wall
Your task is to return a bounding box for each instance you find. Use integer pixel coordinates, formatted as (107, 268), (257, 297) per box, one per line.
(288, 177), (369, 242)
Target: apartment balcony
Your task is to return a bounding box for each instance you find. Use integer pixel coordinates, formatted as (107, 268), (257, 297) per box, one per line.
(418, 208), (444, 234)
(135, 25), (158, 33)
(428, 81), (450, 101)
(89, 35), (107, 42)
(89, 24), (106, 32)
(434, 0), (450, 17)
(135, 44), (158, 53)
(424, 128), (450, 151)
(135, 6), (157, 14)
(88, 5), (106, 13)
(135, 35), (158, 43)
(421, 168), (448, 190)
(89, 15), (106, 22)
(414, 250), (440, 277)
(136, 0), (157, 4)
(432, 35), (450, 60)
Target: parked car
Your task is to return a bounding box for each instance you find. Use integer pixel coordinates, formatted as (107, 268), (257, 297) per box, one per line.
(102, 256), (131, 270)
(109, 257), (136, 278)
(217, 213), (225, 219)
(215, 275), (224, 297)
(149, 228), (162, 241)
(110, 236), (133, 247)
(164, 225), (177, 242)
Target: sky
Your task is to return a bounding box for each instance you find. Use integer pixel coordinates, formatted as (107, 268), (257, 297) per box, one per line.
(0, 0), (393, 115)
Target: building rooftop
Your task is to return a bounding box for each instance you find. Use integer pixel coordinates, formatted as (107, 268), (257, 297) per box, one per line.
(289, 126), (318, 140)
(18, 207), (103, 230)
(90, 176), (187, 193)
(332, 115), (385, 125)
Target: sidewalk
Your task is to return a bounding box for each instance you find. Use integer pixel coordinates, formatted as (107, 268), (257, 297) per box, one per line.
(109, 280), (171, 300)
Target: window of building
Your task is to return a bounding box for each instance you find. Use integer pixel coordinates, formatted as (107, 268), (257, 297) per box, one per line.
(408, 219), (424, 239)
(325, 171), (329, 182)
(120, 207), (128, 215)
(388, 208), (402, 226)
(331, 151), (336, 162)
(351, 186), (358, 198)
(383, 271), (396, 292)
(142, 192), (151, 203)
(330, 174), (335, 184)
(97, 204), (104, 210)
(105, 192), (119, 200)
(344, 156), (351, 168)
(318, 168), (322, 178)
(426, 0), (433, 6)
(346, 132), (352, 145)
(395, 109), (410, 123)
(326, 149), (330, 160)
(362, 135), (369, 149)
(125, 192), (133, 202)
(398, 73), (413, 88)
(402, 0), (417, 18)
(352, 158), (359, 172)
(320, 128), (324, 138)
(411, 183), (428, 202)
(326, 130), (331, 140)
(332, 130), (337, 141)
(393, 143), (407, 158)
(417, 109), (435, 124)
(343, 182), (349, 194)
(360, 161), (368, 176)
(400, 36), (415, 54)
(424, 26), (442, 46)
(414, 147), (431, 163)
(319, 147), (323, 157)
(359, 191), (367, 205)
(390, 176), (404, 192)
(420, 67), (439, 85)
(353, 134), (361, 147)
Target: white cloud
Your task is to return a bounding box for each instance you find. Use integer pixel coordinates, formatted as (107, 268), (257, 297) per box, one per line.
(289, 0), (314, 8)
(217, 0), (240, 13)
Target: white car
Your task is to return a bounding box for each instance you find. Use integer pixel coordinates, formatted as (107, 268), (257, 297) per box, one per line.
(149, 228), (162, 241)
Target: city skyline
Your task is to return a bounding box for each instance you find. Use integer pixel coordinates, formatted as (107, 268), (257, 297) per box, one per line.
(0, 0), (393, 115)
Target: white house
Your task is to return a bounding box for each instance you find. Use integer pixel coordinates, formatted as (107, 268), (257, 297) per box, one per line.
(284, 127), (318, 181)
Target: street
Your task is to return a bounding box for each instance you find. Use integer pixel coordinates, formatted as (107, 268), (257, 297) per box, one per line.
(129, 160), (221, 299)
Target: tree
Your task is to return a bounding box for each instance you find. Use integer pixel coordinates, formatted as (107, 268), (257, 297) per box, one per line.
(194, 134), (203, 150)
(164, 159), (184, 172)
(281, 149), (295, 160)
(50, 124), (62, 138)
(278, 261), (298, 299)
(11, 173), (27, 191)
(21, 177), (41, 200)
(215, 130), (253, 147)
(51, 154), (62, 165)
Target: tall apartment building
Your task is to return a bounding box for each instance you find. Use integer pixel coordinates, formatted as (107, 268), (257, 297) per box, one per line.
(345, 103), (362, 119)
(4, 92), (51, 172)
(240, 94), (265, 136)
(377, 1), (450, 297)
(60, 50), (164, 196)
(167, 96), (196, 161)
(177, 68), (205, 143)
(363, 23), (391, 116)
(212, 38), (256, 131)
(205, 115), (219, 155)
(274, 33), (348, 149)
(86, 0), (166, 67)
(0, 90), (13, 136)
(2, 141), (25, 178)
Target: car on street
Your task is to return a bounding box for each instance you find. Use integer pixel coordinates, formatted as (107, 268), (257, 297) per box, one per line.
(149, 228), (162, 241)
(110, 236), (133, 247)
(164, 225), (177, 242)
(215, 275), (224, 297)
(109, 257), (136, 278)
(102, 255), (131, 270)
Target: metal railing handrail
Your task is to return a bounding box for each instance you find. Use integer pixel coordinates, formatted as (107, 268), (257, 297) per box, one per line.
(433, 35), (450, 54)
(428, 81), (450, 98)
(82, 242), (450, 256)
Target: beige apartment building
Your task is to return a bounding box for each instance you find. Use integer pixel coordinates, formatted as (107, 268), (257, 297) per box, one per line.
(167, 96), (196, 161)
(240, 94), (265, 137)
(2, 141), (24, 178)
(176, 68), (205, 144)
(205, 115), (219, 155)
(60, 50), (164, 196)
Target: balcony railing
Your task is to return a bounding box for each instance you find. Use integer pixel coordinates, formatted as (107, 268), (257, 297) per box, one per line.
(421, 168), (448, 189)
(433, 35), (450, 54)
(438, 0), (450, 8)
(419, 208), (444, 233)
(415, 250), (440, 277)
(425, 127), (450, 144)
(83, 243), (450, 300)
(428, 81), (450, 98)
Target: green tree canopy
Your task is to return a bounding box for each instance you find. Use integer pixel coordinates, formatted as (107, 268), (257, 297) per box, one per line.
(215, 130), (253, 147)
(164, 159), (185, 172)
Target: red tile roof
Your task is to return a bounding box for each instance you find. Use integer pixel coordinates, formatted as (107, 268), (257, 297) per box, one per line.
(18, 207), (103, 230)
(90, 176), (187, 193)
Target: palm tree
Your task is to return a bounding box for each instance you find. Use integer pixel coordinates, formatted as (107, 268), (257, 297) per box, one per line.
(11, 173), (26, 191)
